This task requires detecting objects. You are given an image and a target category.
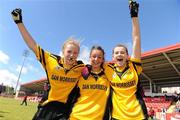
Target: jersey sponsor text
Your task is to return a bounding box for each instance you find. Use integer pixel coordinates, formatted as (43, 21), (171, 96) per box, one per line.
(51, 74), (77, 82)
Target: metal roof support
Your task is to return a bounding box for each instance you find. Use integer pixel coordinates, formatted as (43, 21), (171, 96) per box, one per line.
(152, 76), (180, 81)
(153, 83), (157, 93)
(141, 72), (153, 94)
(163, 52), (180, 76)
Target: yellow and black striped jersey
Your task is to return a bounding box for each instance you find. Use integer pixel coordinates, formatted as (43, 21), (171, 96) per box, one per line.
(35, 45), (84, 105)
(104, 58), (148, 120)
(70, 65), (111, 120)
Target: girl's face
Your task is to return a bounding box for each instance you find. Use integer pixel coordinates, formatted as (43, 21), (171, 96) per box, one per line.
(63, 44), (79, 66)
(90, 49), (104, 70)
(112, 46), (128, 67)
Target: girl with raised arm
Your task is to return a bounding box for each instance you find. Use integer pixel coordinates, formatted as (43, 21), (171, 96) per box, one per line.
(11, 9), (84, 120)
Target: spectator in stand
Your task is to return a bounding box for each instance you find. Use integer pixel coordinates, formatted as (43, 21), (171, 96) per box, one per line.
(177, 93), (180, 101)
(164, 94), (167, 101)
(174, 105), (179, 112)
(149, 107), (155, 120)
(174, 100), (180, 112)
(161, 107), (166, 120)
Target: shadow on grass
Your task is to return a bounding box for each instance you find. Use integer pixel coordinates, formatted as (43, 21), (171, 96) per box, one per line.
(0, 111), (9, 113)
(0, 110), (9, 118)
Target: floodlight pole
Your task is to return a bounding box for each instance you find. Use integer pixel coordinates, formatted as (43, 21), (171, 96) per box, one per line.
(14, 50), (29, 94)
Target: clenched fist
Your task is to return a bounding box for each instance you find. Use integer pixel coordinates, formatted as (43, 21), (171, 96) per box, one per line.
(129, 0), (139, 18)
(11, 8), (22, 24)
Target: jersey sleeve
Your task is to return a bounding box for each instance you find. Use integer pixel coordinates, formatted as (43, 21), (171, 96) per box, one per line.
(103, 62), (115, 81)
(130, 57), (142, 75)
(35, 44), (51, 69)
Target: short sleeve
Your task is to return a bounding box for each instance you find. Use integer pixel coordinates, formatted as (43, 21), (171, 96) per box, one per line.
(130, 57), (142, 75)
(35, 44), (50, 69)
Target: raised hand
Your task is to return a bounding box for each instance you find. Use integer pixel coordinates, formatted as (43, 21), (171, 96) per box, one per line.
(11, 8), (22, 24)
(129, 0), (139, 18)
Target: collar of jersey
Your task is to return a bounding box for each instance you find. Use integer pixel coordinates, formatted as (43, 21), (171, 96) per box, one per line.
(90, 68), (104, 81)
(91, 68), (104, 75)
(114, 63), (127, 72)
(59, 57), (75, 70)
(83, 65), (105, 80)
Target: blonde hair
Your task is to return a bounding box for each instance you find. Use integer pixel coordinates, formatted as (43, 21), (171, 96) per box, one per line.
(62, 37), (80, 53)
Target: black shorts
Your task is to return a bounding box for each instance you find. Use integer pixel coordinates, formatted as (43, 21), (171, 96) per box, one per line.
(32, 101), (69, 120)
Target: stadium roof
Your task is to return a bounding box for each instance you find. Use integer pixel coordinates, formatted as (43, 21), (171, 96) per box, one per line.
(140, 43), (180, 89)
(20, 43), (180, 92)
(20, 77), (47, 91)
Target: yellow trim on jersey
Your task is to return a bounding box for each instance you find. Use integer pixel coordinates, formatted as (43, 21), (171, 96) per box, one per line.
(35, 45), (84, 105)
(130, 57), (142, 75)
(70, 65), (110, 120)
(104, 59), (145, 120)
(130, 57), (141, 63)
(114, 63), (127, 73)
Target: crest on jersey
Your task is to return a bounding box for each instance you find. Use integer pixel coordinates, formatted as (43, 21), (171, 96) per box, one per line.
(113, 73), (117, 78)
(55, 65), (62, 70)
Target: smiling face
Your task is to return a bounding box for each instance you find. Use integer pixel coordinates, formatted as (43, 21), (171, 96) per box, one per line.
(89, 46), (105, 71)
(63, 43), (79, 66)
(112, 46), (128, 67)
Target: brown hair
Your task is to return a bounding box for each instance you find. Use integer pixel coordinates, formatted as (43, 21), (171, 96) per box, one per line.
(112, 44), (129, 55)
(90, 45), (105, 61)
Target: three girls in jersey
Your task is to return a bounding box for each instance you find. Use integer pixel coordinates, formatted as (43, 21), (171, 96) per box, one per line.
(12, 0), (148, 120)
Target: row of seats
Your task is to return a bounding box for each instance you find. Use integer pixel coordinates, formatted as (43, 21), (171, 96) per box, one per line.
(144, 97), (172, 116)
(144, 97), (167, 103)
(146, 102), (172, 109)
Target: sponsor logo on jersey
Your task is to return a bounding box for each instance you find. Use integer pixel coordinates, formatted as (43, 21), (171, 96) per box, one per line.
(111, 80), (136, 88)
(51, 74), (78, 82)
(82, 84), (107, 91)
(55, 65), (62, 70)
(113, 73), (117, 78)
